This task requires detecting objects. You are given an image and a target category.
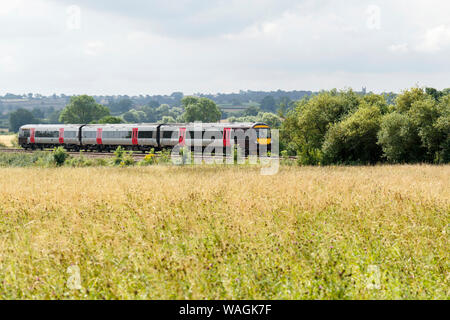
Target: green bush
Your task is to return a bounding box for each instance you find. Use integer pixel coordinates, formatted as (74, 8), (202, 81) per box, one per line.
(297, 146), (322, 166)
(120, 153), (135, 167)
(53, 147), (69, 166)
(111, 146), (134, 167)
(377, 112), (425, 163)
(139, 149), (157, 166)
(322, 105), (382, 164)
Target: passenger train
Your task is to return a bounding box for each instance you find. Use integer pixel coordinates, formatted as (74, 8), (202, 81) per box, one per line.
(18, 122), (271, 154)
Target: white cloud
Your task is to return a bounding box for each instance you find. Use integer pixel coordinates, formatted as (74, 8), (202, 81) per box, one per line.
(84, 41), (105, 56)
(0, 0), (22, 15)
(416, 25), (450, 53)
(388, 43), (409, 54)
(0, 56), (17, 72)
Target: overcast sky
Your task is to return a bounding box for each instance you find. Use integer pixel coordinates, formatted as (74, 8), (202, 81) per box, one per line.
(0, 0), (449, 95)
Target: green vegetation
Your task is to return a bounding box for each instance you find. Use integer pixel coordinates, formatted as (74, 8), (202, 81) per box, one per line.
(181, 96), (222, 123)
(9, 109), (36, 132)
(282, 88), (450, 164)
(59, 95), (110, 124)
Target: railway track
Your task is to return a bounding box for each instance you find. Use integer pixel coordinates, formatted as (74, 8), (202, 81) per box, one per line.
(0, 148), (297, 160)
(0, 148), (147, 158)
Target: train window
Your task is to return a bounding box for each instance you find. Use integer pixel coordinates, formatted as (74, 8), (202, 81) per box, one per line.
(82, 131), (96, 139)
(22, 129), (30, 138)
(256, 128), (271, 139)
(138, 131), (153, 139)
(125, 131), (132, 139)
(162, 131), (175, 139)
(36, 131), (59, 138)
(64, 131), (77, 138)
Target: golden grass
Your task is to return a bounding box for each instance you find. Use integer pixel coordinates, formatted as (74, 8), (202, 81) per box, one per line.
(0, 135), (15, 147)
(0, 165), (448, 299)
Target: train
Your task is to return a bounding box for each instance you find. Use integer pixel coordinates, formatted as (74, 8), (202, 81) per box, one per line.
(18, 122), (271, 154)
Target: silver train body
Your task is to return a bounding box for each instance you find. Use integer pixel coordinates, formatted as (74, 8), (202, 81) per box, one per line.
(18, 123), (271, 153)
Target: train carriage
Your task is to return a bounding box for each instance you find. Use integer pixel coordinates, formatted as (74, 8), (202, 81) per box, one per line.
(81, 124), (160, 152)
(18, 124), (82, 150)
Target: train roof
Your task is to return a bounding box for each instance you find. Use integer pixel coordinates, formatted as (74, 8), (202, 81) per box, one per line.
(20, 122), (270, 130)
(20, 124), (82, 129)
(159, 122), (269, 129)
(83, 123), (159, 129)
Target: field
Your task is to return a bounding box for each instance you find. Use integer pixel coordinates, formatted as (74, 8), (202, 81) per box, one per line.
(0, 134), (15, 147)
(0, 165), (448, 299)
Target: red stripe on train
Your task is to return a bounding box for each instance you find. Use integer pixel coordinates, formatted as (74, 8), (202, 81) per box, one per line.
(179, 128), (186, 146)
(30, 128), (35, 144)
(59, 128), (64, 144)
(223, 128), (231, 147)
(96, 128), (103, 145)
(132, 128), (138, 145)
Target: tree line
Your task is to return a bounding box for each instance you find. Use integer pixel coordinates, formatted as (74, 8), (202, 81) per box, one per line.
(281, 87), (449, 164)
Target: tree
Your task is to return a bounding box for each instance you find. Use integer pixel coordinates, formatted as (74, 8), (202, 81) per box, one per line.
(98, 116), (123, 124)
(49, 109), (62, 124)
(283, 90), (360, 157)
(277, 97), (293, 118)
(109, 98), (133, 114)
(182, 97), (221, 123)
(377, 112), (425, 163)
(259, 112), (282, 128)
(147, 100), (160, 109)
(260, 96), (277, 112)
(159, 116), (176, 123)
(395, 88), (427, 113)
(123, 109), (145, 123)
(425, 87), (443, 101)
(9, 109), (36, 132)
(31, 108), (45, 119)
(322, 105), (383, 164)
(170, 92), (184, 107)
(407, 97), (441, 161)
(433, 105), (450, 163)
(140, 106), (158, 122)
(243, 105), (260, 116)
(59, 95), (110, 124)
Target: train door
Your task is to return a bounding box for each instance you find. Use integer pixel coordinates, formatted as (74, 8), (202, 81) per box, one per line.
(96, 128), (103, 145)
(132, 128), (138, 145)
(59, 128), (64, 144)
(179, 127), (186, 147)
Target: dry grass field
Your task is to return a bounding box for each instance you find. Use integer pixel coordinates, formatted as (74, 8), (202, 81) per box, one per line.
(0, 165), (448, 299)
(0, 135), (15, 147)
